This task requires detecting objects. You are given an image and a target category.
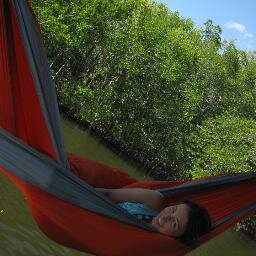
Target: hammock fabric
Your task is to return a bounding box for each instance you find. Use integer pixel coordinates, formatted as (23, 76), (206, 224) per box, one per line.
(0, 1), (256, 256)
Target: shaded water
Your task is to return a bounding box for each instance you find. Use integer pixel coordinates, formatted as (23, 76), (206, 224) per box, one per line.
(0, 117), (256, 255)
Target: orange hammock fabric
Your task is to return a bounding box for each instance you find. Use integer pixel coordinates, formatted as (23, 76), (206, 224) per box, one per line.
(1, 1), (256, 256)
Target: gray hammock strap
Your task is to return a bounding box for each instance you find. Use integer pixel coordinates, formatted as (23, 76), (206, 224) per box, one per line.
(11, 0), (68, 169)
(158, 172), (256, 196)
(212, 201), (256, 229)
(0, 128), (153, 232)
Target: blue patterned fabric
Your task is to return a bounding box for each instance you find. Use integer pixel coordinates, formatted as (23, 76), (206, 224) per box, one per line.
(118, 202), (158, 221)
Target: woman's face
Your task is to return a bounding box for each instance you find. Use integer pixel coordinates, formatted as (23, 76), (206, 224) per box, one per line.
(151, 204), (190, 237)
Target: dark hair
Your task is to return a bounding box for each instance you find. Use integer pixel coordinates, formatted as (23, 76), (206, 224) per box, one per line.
(178, 200), (212, 245)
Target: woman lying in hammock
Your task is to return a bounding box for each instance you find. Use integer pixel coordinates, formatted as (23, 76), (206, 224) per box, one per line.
(97, 187), (212, 244)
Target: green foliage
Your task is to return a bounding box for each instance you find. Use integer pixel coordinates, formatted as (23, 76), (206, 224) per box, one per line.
(30, 0), (256, 177)
(31, 0), (256, 176)
(201, 19), (222, 49)
(189, 114), (256, 178)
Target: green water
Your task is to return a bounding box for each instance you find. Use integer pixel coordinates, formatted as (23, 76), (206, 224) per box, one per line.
(0, 117), (256, 255)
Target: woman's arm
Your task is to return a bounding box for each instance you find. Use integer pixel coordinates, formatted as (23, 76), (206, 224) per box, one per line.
(96, 188), (164, 211)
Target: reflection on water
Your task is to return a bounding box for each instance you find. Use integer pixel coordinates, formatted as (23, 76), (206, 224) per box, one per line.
(0, 116), (255, 256)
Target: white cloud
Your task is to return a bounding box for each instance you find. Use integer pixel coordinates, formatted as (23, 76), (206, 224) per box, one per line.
(225, 21), (253, 39)
(226, 22), (245, 33)
(224, 21), (255, 51)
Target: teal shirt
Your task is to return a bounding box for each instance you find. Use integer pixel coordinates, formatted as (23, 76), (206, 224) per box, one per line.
(118, 202), (158, 221)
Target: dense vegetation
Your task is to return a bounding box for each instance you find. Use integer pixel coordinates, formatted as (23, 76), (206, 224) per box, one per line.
(30, 0), (256, 233)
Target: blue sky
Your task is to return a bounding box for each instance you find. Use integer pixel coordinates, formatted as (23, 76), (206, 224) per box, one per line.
(157, 0), (256, 51)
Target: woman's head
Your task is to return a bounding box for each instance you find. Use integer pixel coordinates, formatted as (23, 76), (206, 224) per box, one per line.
(151, 200), (211, 244)
(151, 204), (190, 237)
(178, 200), (212, 245)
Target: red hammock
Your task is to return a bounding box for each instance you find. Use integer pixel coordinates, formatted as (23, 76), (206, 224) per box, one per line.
(1, 154), (256, 256)
(1, 1), (256, 256)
